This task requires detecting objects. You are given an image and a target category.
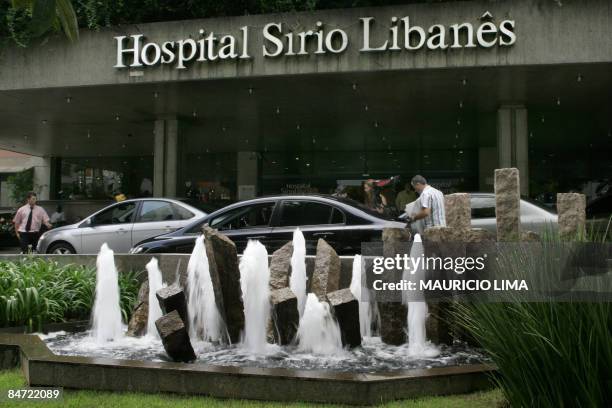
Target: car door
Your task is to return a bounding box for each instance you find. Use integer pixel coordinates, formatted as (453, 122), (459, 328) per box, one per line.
(269, 199), (344, 254)
(131, 200), (188, 246)
(207, 201), (276, 253)
(79, 201), (138, 253)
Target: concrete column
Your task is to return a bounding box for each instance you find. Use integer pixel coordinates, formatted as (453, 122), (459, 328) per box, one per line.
(237, 151), (258, 200)
(497, 106), (529, 196)
(33, 157), (52, 200)
(153, 120), (165, 197)
(153, 118), (179, 197)
(165, 119), (178, 198)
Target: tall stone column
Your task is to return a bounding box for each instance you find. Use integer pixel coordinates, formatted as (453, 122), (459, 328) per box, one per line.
(557, 193), (586, 240)
(495, 168), (521, 242)
(153, 117), (179, 197)
(444, 193), (471, 240)
(378, 228), (410, 345)
(497, 105), (529, 196)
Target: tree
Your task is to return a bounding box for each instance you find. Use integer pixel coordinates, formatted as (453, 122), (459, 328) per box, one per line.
(4, 0), (78, 47)
(6, 168), (33, 205)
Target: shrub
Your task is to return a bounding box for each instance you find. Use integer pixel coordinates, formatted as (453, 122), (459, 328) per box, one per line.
(453, 232), (612, 407)
(0, 258), (141, 331)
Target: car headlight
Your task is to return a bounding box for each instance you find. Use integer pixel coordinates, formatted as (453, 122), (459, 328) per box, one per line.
(129, 246), (144, 254)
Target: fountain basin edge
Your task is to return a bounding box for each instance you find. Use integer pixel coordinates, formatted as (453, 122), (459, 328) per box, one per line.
(0, 332), (496, 405)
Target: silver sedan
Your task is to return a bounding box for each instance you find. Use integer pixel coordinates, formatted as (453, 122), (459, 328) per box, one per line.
(37, 198), (206, 254)
(401, 193), (558, 234)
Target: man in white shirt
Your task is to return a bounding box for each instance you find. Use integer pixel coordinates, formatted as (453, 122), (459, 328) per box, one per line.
(406, 175), (446, 229)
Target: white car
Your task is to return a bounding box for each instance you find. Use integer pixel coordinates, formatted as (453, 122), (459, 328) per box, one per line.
(400, 193), (558, 235)
(37, 198), (206, 254)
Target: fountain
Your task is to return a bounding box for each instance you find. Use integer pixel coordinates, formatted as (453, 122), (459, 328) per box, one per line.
(289, 228), (307, 317)
(145, 258), (164, 337)
(239, 240), (271, 353)
(19, 229), (491, 404)
(90, 243), (123, 343)
(296, 293), (343, 354)
(403, 234), (440, 357)
(186, 235), (224, 342)
(349, 254), (380, 338)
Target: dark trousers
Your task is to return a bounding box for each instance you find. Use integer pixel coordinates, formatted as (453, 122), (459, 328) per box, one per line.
(19, 232), (40, 253)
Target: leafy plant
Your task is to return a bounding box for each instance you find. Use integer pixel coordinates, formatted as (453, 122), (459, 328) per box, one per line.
(452, 230), (612, 407)
(0, 258), (141, 331)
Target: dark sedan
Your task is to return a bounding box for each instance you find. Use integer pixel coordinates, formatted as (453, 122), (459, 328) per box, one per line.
(130, 195), (407, 255)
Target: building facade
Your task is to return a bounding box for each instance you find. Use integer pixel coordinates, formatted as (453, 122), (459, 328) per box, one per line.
(0, 0), (610, 210)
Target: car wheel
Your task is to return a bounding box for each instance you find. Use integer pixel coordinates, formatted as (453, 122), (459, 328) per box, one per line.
(47, 242), (76, 254)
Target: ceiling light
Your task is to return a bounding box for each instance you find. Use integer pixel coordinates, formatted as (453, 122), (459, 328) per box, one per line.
(66, 96), (72, 103)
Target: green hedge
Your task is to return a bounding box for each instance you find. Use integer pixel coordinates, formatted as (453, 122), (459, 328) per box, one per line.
(0, 258), (140, 331)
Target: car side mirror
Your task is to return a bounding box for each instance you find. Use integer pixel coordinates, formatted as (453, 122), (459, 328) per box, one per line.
(82, 218), (93, 228)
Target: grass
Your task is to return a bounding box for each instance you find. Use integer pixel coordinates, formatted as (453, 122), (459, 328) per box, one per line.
(0, 258), (141, 331)
(0, 369), (503, 408)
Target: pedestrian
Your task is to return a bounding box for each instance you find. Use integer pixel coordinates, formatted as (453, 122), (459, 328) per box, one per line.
(12, 192), (52, 253)
(363, 180), (379, 210)
(395, 182), (417, 215)
(50, 204), (66, 227)
(406, 175), (446, 228)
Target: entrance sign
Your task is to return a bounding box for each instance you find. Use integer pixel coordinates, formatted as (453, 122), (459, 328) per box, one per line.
(114, 14), (516, 69)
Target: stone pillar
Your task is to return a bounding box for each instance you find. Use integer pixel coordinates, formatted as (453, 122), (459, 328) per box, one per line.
(203, 226), (244, 343)
(557, 193), (586, 240)
(497, 106), (528, 196)
(268, 242), (299, 345)
(378, 228), (410, 345)
(126, 280), (149, 337)
(153, 118), (179, 197)
(444, 193), (471, 240)
(237, 151), (258, 200)
(327, 288), (361, 348)
(33, 157), (51, 200)
(311, 239), (341, 301)
(495, 168), (521, 242)
(422, 227), (457, 346)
